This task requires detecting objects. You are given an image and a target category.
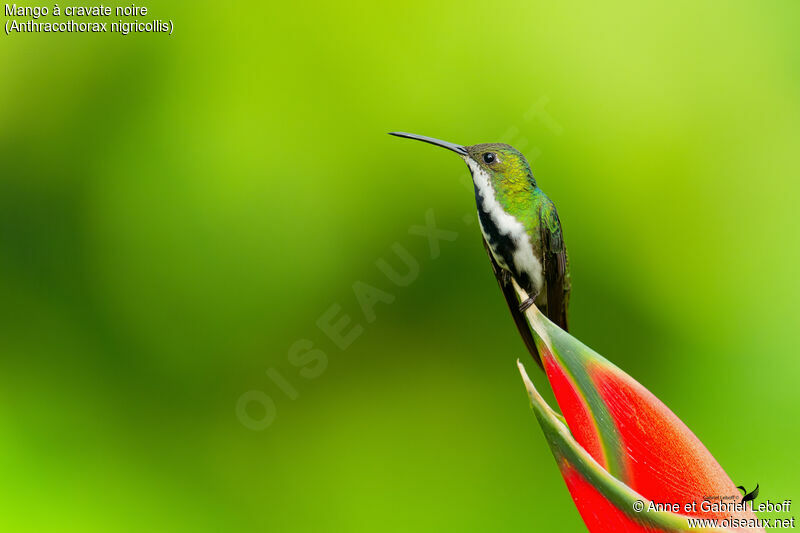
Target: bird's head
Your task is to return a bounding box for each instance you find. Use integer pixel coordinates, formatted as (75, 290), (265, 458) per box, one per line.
(389, 132), (536, 198)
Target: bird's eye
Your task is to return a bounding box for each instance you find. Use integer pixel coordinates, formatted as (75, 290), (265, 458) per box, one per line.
(483, 152), (496, 164)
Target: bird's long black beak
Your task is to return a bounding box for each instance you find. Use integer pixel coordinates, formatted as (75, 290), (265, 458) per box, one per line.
(389, 132), (468, 156)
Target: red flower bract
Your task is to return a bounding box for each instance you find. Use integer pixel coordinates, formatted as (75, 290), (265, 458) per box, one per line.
(518, 294), (762, 533)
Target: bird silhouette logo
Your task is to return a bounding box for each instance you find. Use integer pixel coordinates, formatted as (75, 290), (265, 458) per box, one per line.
(737, 483), (759, 505)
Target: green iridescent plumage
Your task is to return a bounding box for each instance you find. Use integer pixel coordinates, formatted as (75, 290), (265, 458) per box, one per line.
(390, 132), (571, 366)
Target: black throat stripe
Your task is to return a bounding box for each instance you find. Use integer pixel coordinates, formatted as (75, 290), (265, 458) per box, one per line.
(473, 184), (534, 294)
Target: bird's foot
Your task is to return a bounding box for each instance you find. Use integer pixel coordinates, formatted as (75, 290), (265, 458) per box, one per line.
(519, 297), (535, 312)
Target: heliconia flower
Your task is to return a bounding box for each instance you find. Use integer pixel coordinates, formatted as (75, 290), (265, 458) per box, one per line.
(517, 292), (763, 533)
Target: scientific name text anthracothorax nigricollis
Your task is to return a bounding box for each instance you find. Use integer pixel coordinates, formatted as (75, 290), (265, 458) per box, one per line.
(4, 4), (175, 36)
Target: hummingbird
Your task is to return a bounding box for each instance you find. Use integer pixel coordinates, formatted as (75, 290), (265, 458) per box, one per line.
(390, 132), (571, 367)
(737, 484), (759, 505)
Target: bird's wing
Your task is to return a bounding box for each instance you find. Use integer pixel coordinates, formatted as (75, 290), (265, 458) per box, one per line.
(481, 236), (543, 369)
(539, 199), (571, 331)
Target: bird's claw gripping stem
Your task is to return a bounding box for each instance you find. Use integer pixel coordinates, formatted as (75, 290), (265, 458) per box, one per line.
(519, 297), (535, 312)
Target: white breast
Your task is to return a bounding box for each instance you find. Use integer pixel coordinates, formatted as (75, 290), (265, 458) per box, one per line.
(465, 158), (544, 293)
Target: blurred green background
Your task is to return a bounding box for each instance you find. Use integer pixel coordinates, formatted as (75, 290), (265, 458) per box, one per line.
(1, 1), (798, 531)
